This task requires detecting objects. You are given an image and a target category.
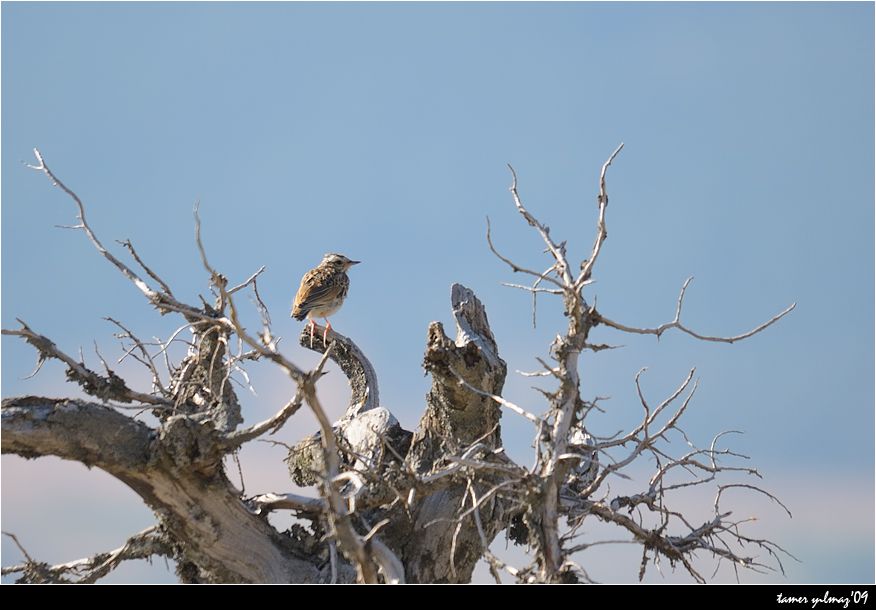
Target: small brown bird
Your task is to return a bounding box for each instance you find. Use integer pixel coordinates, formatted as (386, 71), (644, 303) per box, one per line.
(291, 253), (360, 348)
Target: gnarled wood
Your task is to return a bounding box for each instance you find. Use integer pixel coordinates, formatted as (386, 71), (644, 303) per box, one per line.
(408, 284), (507, 473)
(287, 327), (410, 488)
(4, 148), (792, 584)
(2, 397), (320, 583)
(286, 284), (512, 583)
(297, 325), (380, 416)
(377, 284), (511, 583)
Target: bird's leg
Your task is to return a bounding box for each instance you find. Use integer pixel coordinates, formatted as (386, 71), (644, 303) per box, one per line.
(309, 319), (316, 349)
(323, 319), (332, 344)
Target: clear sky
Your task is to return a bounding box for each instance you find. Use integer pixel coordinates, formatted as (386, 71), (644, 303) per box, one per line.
(2, 2), (873, 583)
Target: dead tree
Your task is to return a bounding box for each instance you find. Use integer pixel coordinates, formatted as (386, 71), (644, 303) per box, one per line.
(2, 147), (795, 583)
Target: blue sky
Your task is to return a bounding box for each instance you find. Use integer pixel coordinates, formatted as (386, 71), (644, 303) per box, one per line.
(2, 2), (873, 583)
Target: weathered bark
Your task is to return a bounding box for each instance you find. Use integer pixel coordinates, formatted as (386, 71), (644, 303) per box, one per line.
(287, 326), (411, 487)
(2, 397), (320, 583)
(284, 284), (513, 583)
(287, 406), (412, 488)
(408, 284), (506, 471)
(3, 285), (511, 583)
(301, 326), (380, 416)
(167, 307), (242, 433)
(2, 526), (173, 584)
(3, 149), (794, 584)
(2, 397), (153, 471)
(376, 284), (511, 583)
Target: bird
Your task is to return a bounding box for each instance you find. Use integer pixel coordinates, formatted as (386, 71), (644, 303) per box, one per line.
(291, 253), (360, 348)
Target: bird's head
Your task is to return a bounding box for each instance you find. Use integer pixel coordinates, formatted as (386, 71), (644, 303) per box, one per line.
(321, 252), (361, 271)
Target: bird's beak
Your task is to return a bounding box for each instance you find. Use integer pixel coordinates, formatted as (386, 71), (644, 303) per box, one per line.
(349, 260), (361, 265)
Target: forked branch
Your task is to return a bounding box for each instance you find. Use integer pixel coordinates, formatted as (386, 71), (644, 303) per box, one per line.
(596, 277), (796, 343)
(577, 142), (624, 287)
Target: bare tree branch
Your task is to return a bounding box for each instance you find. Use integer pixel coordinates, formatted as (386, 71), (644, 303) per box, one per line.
(300, 381), (381, 583)
(3, 526), (172, 584)
(228, 265), (266, 295)
(715, 483), (793, 519)
(223, 391), (304, 449)
(507, 164), (573, 286)
(449, 366), (543, 426)
(5, 147), (794, 584)
(117, 239), (175, 296)
(2, 396), (153, 470)
(105, 316), (169, 398)
(576, 142), (624, 288)
(368, 536), (406, 584)
(249, 493), (326, 516)
(26, 149), (203, 318)
(296, 324), (381, 417)
(596, 277), (796, 343)
(485, 217), (565, 289)
(3, 321), (171, 406)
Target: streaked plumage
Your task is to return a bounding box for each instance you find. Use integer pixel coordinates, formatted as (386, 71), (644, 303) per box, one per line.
(292, 253), (360, 347)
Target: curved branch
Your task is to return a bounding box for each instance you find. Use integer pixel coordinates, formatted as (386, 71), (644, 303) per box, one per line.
(485, 217), (565, 289)
(715, 483), (793, 519)
(596, 277), (796, 344)
(297, 325), (380, 417)
(2, 396), (323, 583)
(507, 165), (573, 286)
(2, 397), (152, 471)
(299, 380), (381, 583)
(223, 391), (304, 449)
(27, 150), (156, 302)
(369, 536), (406, 584)
(27, 149), (202, 319)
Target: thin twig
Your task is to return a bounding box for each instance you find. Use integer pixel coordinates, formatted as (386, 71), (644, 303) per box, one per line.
(3, 321), (170, 406)
(597, 277), (796, 344)
(576, 142), (624, 288)
(448, 366), (543, 426)
(228, 265), (266, 295)
(117, 239), (174, 296)
(485, 217), (564, 289)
